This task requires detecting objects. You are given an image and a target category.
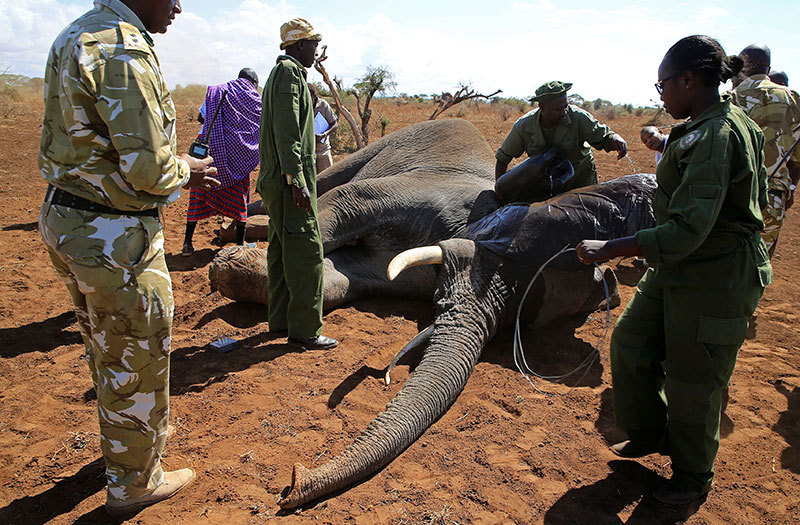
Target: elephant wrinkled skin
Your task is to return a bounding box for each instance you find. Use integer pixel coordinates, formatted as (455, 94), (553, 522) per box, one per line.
(207, 119), (657, 509)
(209, 119), (500, 308)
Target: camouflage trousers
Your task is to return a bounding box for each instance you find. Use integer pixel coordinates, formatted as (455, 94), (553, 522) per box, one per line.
(761, 189), (787, 258)
(38, 197), (172, 503)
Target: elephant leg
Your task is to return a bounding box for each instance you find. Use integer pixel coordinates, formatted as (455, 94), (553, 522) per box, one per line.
(247, 199), (267, 216)
(580, 265), (620, 313)
(529, 266), (618, 329)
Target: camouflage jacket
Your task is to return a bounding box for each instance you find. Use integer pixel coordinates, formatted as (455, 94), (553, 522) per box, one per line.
(495, 105), (616, 192)
(732, 74), (800, 193)
(38, 0), (189, 212)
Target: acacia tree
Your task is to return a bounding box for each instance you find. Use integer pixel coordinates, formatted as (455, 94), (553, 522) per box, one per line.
(429, 83), (502, 120)
(313, 46), (364, 150)
(351, 66), (396, 144)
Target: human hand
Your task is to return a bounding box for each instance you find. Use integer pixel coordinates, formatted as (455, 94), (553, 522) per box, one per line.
(609, 134), (628, 159)
(181, 154), (220, 189)
(292, 184), (312, 212)
(576, 240), (610, 264)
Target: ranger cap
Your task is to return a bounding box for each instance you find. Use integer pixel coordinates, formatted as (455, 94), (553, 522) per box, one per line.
(280, 18), (322, 50)
(529, 81), (572, 104)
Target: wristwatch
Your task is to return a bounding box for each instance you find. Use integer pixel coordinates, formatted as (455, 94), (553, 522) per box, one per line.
(791, 184), (797, 192)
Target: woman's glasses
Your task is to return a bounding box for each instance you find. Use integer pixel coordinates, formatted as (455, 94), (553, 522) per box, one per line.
(655, 72), (680, 95)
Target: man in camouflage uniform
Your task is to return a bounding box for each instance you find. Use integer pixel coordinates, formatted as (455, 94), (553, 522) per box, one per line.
(495, 81), (628, 194)
(38, 0), (219, 516)
(256, 18), (338, 350)
(732, 44), (800, 258)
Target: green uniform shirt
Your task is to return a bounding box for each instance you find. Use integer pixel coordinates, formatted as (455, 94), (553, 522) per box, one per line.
(495, 105), (616, 191)
(38, 0), (189, 212)
(257, 55), (316, 193)
(635, 96), (770, 275)
(732, 74), (800, 192)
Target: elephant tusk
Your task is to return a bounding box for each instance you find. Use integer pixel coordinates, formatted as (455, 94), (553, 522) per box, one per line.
(385, 325), (434, 385)
(387, 246), (444, 281)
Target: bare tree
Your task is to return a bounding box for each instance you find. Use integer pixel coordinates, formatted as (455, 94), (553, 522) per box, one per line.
(313, 46), (364, 150)
(428, 83), (502, 120)
(350, 66), (396, 144)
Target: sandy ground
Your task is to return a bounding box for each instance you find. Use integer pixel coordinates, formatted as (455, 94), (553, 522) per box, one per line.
(0, 99), (798, 525)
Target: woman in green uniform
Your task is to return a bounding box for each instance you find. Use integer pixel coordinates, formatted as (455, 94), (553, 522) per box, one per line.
(576, 35), (772, 505)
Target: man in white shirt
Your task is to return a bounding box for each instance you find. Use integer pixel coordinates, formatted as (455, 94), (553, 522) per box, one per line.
(308, 84), (339, 173)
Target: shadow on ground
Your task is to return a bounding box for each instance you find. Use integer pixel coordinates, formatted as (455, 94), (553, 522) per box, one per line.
(0, 458), (109, 525)
(774, 380), (800, 474)
(544, 460), (706, 524)
(0, 311), (82, 358)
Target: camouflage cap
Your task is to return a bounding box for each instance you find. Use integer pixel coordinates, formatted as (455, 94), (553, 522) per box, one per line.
(529, 81), (572, 104)
(280, 18), (322, 50)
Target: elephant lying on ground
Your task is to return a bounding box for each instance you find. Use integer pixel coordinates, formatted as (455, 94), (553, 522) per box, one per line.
(209, 119), (501, 308)
(208, 118), (657, 508)
(278, 173), (657, 508)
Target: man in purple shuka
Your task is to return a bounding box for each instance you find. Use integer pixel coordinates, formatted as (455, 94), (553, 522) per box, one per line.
(183, 68), (261, 255)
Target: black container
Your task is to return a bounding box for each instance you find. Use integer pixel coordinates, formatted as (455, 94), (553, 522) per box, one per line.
(495, 146), (574, 203)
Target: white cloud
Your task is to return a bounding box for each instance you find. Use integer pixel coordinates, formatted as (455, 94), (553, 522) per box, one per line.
(2, 0), (799, 107)
(0, 0), (86, 75)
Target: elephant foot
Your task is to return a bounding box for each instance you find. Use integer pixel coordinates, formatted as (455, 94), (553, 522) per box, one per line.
(583, 265), (620, 313)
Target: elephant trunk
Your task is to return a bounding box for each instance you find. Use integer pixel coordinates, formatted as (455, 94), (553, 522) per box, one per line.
(279, 240), (500, 509)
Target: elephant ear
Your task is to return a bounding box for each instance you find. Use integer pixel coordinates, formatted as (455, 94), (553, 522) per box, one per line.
(458, 201), (581, 268)
(459, 203), (530, 261)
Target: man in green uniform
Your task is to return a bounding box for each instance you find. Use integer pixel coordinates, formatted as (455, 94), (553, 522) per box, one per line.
(731, 44), (800, 258)
(257, 18), (338, 350)
(38, 0), (220, 516)
(495, 81), (628, 192)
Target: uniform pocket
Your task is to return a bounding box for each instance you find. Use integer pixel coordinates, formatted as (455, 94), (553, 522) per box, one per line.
(696, 315), (747, 346)
(58, 233), (107, 263)
(162, 96), (177, 129)
(112, 219), (149, 268)
(690, 183), (720, 199)
(757, 260), (773, 287)
(696, 315), (746, 386)
(285, 216), (317, 234)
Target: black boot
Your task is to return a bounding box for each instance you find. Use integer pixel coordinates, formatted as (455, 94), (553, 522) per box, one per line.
(182, 222), (197, 256)
(235, 221), (247, 245)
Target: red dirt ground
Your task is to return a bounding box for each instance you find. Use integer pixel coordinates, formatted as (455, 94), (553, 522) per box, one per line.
(0, 99), (798, 525)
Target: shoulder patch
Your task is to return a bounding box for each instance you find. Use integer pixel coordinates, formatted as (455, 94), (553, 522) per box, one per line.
(678, 129), (702, 150)
(120, 23), (150, 54)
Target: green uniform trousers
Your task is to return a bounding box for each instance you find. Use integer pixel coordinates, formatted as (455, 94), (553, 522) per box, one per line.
(610, 238), (767, 490)
(260, 181), (324, 338)
(39, 197), (171, 503)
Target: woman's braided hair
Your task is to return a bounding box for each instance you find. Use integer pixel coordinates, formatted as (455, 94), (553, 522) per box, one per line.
(664, 35), (744, 85)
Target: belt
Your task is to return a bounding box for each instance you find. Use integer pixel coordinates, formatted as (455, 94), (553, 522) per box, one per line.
(47, 185), (159, 218)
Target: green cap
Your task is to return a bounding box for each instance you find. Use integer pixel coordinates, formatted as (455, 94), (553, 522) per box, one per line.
(529, 81), (572, 104)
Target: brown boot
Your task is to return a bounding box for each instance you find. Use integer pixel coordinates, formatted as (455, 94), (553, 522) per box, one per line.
(105, 468), (196, 516)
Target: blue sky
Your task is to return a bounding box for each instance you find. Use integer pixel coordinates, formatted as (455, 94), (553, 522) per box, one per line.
(1, 0), (798, 106)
